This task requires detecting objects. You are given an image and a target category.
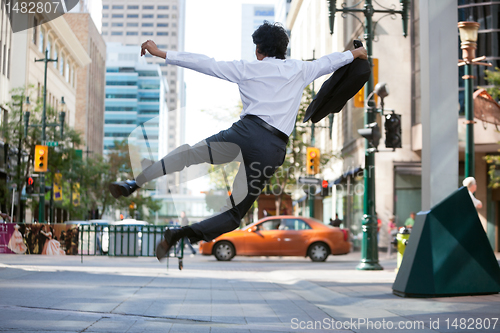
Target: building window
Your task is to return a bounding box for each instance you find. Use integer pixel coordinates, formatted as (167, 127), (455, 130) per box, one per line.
(102, 31), (108, 35)
(59, 54), (64, 76)
(102, 22), (109, 27)
(103, 5), (108, 9)
(157, 14), (169, 18)
(157, 23), (168, 27)
(103, 13), (109, 18)
(112, 14), (123, 18)
(158, 5), (169, 9)
(143, 14), (154, 18)
(142, 23), (153, 27)
(127, 14), (139, 18)
(142, 32), (154, 36)
(46, 38), (52, 58)
(172, 5), (177, 10)
(171, 45), (176, 49)
(111, 22), (123, 27)
(127, 32), (138, 36)
(172, 14), (177, 19)
(143, 5), (154, 9)
(2, 45), (5, 75)
(53, 46), (58, 68)
(127, 23), (139, 27)
(111, 31), (123, 35)
(38, 27), (44, 53)
(65, 62), (70, 82)
(171, 32), (176, 36)
(128, 5), (139, 9)
(157, 32), (169, 36)
(157, 44), (168, 48)
(112, 5), (123, 9)
(32, 17), (38, 44)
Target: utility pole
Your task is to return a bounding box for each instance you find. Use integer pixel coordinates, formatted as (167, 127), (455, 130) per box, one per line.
(34, 49), (57, 223)
(309, 50), (316, 218)
(328, 0), (409, 270)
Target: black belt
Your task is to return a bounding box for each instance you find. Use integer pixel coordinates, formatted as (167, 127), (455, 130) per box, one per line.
(245, 115), (289, 144)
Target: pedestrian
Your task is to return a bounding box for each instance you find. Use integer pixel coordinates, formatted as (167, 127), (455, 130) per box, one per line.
(329, 214), (342, 227)
(388, 215), (398, 256)
(404, 212), (415, 228)
(108, 21), (368, 260)
(463, 176), (483, 209)
(176, 211), (196, 256)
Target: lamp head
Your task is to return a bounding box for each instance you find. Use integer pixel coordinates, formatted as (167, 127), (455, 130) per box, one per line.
(374, 82), (389, 99)
(458, 21), (480, 62)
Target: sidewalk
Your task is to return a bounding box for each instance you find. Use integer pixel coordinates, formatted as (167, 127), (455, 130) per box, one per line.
(0, 252), (499, 332)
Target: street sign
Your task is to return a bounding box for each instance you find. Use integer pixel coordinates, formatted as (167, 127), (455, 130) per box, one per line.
(298, 177), (322, 185)
(46, 141), (58, 147)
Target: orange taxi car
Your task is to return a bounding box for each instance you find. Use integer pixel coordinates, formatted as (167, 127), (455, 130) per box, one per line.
(199, 216), (351, 262)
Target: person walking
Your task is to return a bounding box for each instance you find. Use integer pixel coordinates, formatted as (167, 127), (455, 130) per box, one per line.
(108, 21), (367, 260)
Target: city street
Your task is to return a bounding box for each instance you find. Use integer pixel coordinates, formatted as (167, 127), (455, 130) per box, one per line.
(1, 251), (499, 333)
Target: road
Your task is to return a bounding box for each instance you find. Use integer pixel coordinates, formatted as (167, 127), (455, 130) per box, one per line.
(0, 251), (499, 332)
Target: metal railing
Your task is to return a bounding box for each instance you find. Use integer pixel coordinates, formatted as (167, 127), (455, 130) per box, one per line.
(79, 224), (169, 257)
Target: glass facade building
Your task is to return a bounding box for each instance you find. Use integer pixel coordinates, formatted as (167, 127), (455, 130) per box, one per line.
(104, 43), (166, 162)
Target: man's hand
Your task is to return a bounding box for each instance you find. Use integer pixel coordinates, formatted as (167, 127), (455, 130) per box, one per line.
(351, 47), (368, 60)
(141, 40), (166, 59)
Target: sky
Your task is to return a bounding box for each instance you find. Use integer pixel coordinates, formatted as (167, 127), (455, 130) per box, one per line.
(183, 0), (277, 145)
(181, 0), (278, 195)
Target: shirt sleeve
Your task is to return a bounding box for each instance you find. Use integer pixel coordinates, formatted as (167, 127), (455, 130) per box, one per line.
(166, 51), (245, 83)
(303, 51), (354, 84)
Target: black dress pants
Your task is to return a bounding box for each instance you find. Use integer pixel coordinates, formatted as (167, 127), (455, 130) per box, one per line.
(137, 116), (287, 243)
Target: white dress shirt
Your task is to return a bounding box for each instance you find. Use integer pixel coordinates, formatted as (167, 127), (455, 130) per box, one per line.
(165, 50), (354, 136)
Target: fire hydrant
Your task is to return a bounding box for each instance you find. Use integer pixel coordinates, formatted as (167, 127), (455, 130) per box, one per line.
(391, 226), (411, 272)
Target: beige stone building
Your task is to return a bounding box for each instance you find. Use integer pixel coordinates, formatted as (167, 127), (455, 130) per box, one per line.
(10, 14), (91, 131)
(0, 2), (13, 128)
(64, 13), (106, 156)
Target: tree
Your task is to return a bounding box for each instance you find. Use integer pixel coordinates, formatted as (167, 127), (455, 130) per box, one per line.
(483, 68), (500, 187)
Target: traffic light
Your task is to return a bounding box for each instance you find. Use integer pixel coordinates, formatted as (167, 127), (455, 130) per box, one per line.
(26, 177), (34, 194)
(358, 122), (381, 149)
(321, 179), (330, 196)
(306, 147), (320, 175)
(385, 113), (402, 148)
(34, 145), (48, 172)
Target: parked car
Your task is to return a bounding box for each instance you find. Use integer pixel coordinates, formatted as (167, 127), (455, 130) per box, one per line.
(199, 216), (351, 262)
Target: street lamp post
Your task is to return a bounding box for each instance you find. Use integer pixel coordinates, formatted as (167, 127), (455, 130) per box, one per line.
(328, 0), (409, 270)
(457, 21), (491, 178)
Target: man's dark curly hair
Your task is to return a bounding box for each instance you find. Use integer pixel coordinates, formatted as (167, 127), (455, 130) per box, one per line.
(252, 21), (289, 60)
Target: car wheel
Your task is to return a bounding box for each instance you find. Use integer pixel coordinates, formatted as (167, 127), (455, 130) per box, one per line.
(213, 241), (235, 261)
(308, 242), (329, 262)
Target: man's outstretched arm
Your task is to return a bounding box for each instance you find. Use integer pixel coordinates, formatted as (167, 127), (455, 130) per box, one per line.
(140, 39), (244, 83)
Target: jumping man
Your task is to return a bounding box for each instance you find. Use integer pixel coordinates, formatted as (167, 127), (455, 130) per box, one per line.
(109, 22), (368, 260)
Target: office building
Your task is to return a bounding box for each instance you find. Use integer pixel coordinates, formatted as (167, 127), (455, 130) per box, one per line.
(65, 13), (107, 156)
(104, 43), (166, 170)
(241, 4), (275, 61)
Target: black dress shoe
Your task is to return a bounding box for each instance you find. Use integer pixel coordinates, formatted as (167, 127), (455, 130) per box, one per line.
(108, 180), (140, 199)
(156, 228), (177, 261)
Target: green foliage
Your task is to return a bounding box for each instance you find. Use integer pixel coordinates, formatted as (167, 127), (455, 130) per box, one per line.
(484, 67), (500, 100)
(1, 86), (160, 222)
(483, 67), (500, 188)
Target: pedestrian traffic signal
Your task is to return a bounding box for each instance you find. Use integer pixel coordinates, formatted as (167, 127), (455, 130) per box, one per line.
(306, 147), (320, 175)
(321, 179), (330, 196)
(385, 113), (402, 148)
(357, 122), (381, 149)
(26, 177), (34, 194)
(34, 145), (48, 172)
